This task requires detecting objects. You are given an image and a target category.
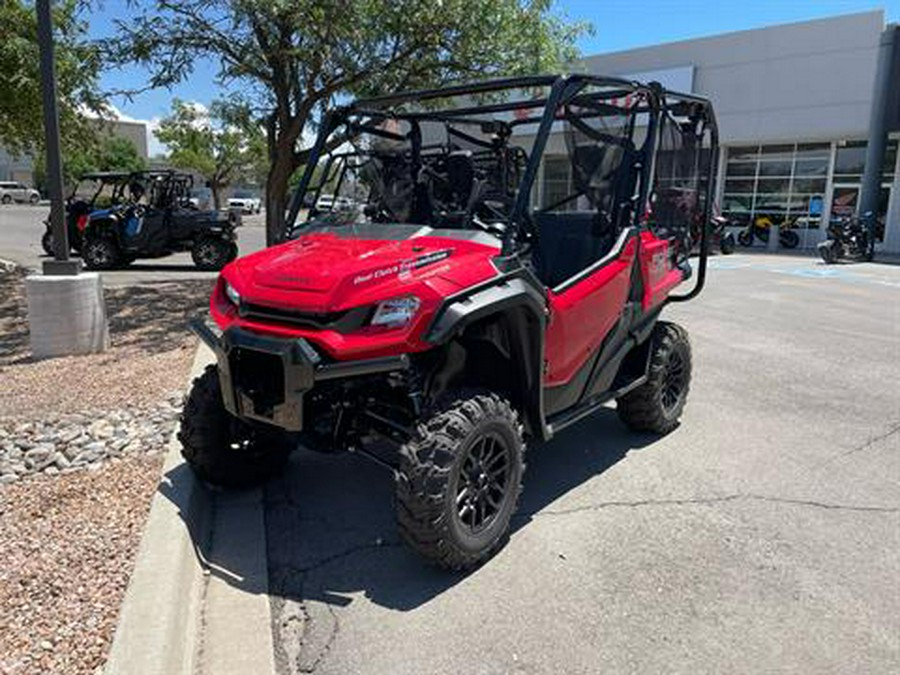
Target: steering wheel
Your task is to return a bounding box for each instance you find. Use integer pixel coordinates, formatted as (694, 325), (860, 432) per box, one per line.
(467, 192), (514, 237)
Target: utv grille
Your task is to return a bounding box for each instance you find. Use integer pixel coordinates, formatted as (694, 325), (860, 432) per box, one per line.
(239, 303), (369, 332)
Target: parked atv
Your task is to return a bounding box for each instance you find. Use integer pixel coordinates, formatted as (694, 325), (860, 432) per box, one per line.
(41, 171), (135, 256)
(80, 170), (239, 271)
(818, 212), (875, 263)
(181, 75), (718, 570)
(738, 215), (799, 249)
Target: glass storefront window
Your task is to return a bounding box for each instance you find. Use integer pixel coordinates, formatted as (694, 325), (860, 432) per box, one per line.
(834, 141), (867, 178)
(725, 161), (757, 176)
(791, 177), (826, 193)
(757, 160), (793, 176)
(759, 144), (794, 158)
(724, 178), (756, 193)
(722, 142), (837, 235)
(794, 158), (828, 176)
(756, 177), (792, 193)
(833, 138), (899, 180)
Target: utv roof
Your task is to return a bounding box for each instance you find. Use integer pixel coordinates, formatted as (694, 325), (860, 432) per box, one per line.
(346, 73), (714, 113)
(78, 169), (188, 181)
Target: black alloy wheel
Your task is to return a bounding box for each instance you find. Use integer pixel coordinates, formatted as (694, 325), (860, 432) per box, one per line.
(454, 432), (512, 535)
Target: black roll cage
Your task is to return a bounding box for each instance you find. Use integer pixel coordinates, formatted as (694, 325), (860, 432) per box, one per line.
(286, 74), (719, 299)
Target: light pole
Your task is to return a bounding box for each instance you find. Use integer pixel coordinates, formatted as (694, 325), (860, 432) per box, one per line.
(36, 0), (80, 275)
(25, 0), (108, 359)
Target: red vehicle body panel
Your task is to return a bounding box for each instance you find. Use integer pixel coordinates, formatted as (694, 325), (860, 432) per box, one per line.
(543, 238), (637, 387)
(213, 228), (683, 385)
(213, 232), (500, 361)
(638, 232), (682, 310)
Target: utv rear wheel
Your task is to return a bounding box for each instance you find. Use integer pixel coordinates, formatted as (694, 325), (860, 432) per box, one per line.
(82, 233), (121, 270)
(395, 390), (525, 570)
(617, 321), (691, 435)
(192, 237), (233, 271)
(178, 365), (293, 488)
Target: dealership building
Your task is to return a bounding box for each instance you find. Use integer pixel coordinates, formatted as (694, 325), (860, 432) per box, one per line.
(536, 10), (900, 253)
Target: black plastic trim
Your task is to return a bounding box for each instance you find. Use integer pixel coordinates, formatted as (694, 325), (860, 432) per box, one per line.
(188, 316), (410, 431)
(551, 227), (638, 294)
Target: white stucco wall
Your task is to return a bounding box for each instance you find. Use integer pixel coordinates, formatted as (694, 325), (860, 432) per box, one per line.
(579, 10), (885, 145)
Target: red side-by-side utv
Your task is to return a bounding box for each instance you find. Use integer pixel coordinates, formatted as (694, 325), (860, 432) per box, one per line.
(181, 74), (718, 569)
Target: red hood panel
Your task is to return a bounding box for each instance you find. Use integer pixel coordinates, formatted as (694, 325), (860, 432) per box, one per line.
(227, 229), (500, 312)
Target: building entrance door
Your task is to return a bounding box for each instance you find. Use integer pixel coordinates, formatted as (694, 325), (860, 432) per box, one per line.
(830, 183), (892, 250)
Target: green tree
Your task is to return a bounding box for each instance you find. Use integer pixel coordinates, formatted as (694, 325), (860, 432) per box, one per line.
(34, 134), (146, 194)
(0, 0), (104, 156)
(155, 98), (266, 210)
(111, 0), (588, 245)
(97, 135), (146, 174)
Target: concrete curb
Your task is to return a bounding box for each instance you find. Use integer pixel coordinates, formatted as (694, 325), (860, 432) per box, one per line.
(105, 343), (275, 675)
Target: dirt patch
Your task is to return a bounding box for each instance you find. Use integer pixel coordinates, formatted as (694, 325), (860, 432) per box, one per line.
(0, 268), (212, 418)
(0, 455), (164, 675)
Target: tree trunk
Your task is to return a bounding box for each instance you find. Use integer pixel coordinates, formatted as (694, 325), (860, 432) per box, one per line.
(265, 157), (293, 246)
(211, 186), (221, 211)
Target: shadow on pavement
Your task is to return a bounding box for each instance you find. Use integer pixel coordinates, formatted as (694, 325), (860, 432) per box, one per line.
(162, 407), (657, 614)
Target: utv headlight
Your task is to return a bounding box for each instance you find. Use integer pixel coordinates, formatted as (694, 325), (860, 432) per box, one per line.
(370, 295), (420, 328)
(224, 281), (241, 307)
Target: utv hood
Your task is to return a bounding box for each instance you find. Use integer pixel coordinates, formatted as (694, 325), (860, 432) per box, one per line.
(227, 224), (501, 311)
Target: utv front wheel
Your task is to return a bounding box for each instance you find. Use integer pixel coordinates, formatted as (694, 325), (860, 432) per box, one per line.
(178, 365), (293, 488)
(617, 321), (691, 435)
(396, 390), (525, 570)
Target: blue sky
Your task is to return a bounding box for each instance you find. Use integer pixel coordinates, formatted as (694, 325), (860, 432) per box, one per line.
(87, 1), (899, 154)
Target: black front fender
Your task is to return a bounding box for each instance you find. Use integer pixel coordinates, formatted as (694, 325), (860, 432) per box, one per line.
(424, 274), (551, 440)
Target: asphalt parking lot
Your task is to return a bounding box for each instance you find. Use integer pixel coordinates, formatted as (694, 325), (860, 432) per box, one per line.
(0, 204), (266, 285)
(265, 254), (900, 675)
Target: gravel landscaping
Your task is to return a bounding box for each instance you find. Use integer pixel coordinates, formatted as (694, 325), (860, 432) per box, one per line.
(0, 263), (213, 674)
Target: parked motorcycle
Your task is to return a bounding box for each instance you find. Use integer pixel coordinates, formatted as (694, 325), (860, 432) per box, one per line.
(688, 214), (735, 255)
(817, 212), (874, 263)
(738, 215), (800, 249)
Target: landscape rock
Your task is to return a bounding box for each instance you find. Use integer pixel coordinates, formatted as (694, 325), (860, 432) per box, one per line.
(0, 400), (181, 483)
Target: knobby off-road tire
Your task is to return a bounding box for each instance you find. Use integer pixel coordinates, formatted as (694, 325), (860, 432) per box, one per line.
(82, 233), (122, 270)
(617, 321), (691, 435)
(192, 237), (234, 271)
(41, 229), (54, 256)
(178, 365), (293, 488)
(396, 390), (525, 570)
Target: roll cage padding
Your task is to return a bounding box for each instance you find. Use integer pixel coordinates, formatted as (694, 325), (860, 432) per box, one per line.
(425, 274), (549, 439)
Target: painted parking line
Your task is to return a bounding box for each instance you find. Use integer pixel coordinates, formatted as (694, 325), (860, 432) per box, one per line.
(707, 259), (900, 288)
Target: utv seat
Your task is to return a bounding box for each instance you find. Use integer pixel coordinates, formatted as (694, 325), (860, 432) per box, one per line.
(532, 211), (618, 288)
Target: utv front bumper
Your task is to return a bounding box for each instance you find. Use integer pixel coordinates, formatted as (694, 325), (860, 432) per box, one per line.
(189, 317), (409, 431)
